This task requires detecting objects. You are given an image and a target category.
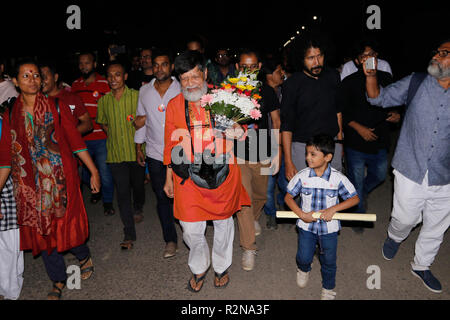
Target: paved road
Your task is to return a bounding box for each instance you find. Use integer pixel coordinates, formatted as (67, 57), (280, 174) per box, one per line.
(11, 134), (450, 303)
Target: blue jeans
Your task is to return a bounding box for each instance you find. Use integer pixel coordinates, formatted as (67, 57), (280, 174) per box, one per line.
(344, 147), (388, 213)
(296, 228), (338, 290)
(82, 139), (114, 204)
(264, 155), (288, 216)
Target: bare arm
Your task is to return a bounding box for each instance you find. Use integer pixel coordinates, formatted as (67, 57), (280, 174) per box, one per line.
(133, 115), (146, 130)
(282, 131), (297, 181)
(76, 150), (100, 193)
(101, 124), (108, 135)
(284, 193), (317, 223)
(270, 109), (281, 175)
(136, 143), (146, 167)
(77, 112), (94, 135)
(163, 167), (174, 198)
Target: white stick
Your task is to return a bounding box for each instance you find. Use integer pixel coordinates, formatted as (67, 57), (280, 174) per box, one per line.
(276, 211), (376, 222)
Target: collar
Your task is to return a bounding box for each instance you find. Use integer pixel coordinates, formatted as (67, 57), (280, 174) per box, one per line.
(308, 164), (332, 181)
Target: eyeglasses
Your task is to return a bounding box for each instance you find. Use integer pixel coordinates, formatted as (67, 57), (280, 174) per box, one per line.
(431, 50), (449, 58)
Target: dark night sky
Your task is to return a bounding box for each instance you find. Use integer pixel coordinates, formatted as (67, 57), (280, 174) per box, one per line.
(3, 0), (448, 82)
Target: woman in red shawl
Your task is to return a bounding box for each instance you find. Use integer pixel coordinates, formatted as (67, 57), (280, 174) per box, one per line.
(10, 59), (100, 300)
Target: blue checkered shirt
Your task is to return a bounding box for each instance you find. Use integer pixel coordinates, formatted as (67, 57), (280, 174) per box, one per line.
(287, 164), (357, 235)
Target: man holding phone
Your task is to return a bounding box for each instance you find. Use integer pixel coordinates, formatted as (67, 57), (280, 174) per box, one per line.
(337, 44), (400, 233)
(363, 39), (450, 293)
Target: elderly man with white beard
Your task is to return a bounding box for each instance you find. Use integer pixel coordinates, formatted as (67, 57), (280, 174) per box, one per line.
(363, 39), (450, 294)
(163, 51), (250, 292)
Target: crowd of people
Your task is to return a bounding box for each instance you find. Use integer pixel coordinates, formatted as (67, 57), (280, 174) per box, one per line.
(0, 33), (448, 300)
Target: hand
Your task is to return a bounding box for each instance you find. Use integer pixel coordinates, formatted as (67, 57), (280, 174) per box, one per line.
(90, 171), (101, 194)
(269, 149), (281, 175)
(137, 150), (146, 167)
(285, 160), (298, 181)
(318, 208), (336, 222)
(386, 111), (400, 123)
(224, 123), (245, 140)
(357, 125), (378, 141)
(163, 178), (174, 198)
(300, 211), (317, 223)
(361, 56), (378, 77)
(133, 115), (146, 130)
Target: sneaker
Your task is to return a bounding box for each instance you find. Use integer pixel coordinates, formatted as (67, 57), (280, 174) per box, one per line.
(411, 269), (442, 293)
(321, 288), (337, 300)
(266, 215), (278, 230)
(242, 249), (256, 271)
(382, 237), (401, 260)
(254, 221), (262, 236)
(163, 242), (178, 259)
(296, 268), (310, 288)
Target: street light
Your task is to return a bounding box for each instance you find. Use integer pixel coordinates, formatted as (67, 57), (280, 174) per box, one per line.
(313, 16), (318, 20)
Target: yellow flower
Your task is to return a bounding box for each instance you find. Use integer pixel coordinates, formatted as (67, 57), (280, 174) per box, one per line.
(236, 85), (246, 91)
(246, 85), (255, 91)
(240, 77), (248, 82)
(228, 78), (239, 84)
(252, 94), (262, 100)
(224, 84), (231, 89)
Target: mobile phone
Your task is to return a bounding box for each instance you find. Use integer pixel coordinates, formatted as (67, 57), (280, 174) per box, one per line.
(365, 57), (376, 70)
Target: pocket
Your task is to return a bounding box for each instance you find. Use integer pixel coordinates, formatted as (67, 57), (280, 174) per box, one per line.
(300, 187), (313, 212)
(325, 190), (338, 207)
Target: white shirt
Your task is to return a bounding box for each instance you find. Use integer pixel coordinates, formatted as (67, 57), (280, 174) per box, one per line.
(134, 77), (181, 162)
(340, 59), (392, 81)
(0, 80), (18, 104)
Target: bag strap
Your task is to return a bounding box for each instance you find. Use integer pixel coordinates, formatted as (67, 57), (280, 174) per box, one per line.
(406, 72), (427, 108)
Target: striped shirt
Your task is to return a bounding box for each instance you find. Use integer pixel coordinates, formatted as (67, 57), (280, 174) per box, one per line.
(287, 164), (357, 235)
(96, 86), (139, 163)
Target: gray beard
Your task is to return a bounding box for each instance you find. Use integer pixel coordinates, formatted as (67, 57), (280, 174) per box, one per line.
(182, 82), (208, 102)
(427, 60), (450, 80)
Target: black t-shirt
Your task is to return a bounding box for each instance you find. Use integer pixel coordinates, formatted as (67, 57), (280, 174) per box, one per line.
(337, 69), (394, 153)
(234, 84), (280, 162)
(280, 68), (341, 142)
(126, 71), (155, 90)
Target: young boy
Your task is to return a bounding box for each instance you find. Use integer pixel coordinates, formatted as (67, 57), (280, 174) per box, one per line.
(285, 134), (359, 300)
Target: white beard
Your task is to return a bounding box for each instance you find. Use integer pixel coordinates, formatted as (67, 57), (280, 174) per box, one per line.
(427, 59), (450, 79)
(182, 82), (208, 102)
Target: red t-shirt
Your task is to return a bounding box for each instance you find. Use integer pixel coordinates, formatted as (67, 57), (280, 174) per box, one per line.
(71, 73), (110, 141)
(54, 89), (88, 126)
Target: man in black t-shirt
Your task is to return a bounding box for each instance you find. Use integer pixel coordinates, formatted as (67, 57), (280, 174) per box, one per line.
(281, 35), (344, 182)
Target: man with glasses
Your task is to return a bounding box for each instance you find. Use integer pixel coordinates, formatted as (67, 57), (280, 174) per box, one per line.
(364, 39), (450, 294)
(208, 48), (236, 87)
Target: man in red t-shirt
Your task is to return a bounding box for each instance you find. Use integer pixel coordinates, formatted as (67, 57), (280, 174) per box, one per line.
(71, 52), (115, 215)
(40, 62), (93, 134)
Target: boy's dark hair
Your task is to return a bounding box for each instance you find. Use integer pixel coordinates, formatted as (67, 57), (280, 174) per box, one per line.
(174, 50), (206, 75)
(152, 47), (174, 65)
(306, 134), (335, 158)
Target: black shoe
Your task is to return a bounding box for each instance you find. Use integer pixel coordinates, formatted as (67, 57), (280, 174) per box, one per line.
(103, 203), (115, 216)
(266, 215), (278, 230)
(90, 192), (101, 204)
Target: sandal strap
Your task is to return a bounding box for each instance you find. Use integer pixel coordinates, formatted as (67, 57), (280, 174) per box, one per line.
(214, 269), (229, 279)
(79, 256), (92, 269)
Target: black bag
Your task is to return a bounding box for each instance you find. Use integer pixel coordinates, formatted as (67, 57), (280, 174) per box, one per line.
(169, 100), (229, 189)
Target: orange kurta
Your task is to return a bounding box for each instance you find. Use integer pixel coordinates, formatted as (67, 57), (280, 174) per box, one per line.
(163, 93), (250, 222)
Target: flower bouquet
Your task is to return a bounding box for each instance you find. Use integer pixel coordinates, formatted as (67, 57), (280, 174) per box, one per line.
(200, 70), (262, 132)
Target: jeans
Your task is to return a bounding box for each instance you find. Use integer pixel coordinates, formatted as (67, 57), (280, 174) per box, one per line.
(264, 155), (288, 216)
(344, 147), (388, 213)
(296, 228), (338, 290)
(146, 158), (177, 244)
(82, 139), (114, 204)
(41, 244), (90, 282)
(109, 162), (145, 241)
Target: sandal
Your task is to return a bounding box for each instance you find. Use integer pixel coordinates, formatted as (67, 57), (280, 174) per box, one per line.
(187, 272), (207, 293)
(79, 255), (94, 280)
(120, 240), (134, 250)
(47, 281), (65, 300)
(214, 270), (230, 289)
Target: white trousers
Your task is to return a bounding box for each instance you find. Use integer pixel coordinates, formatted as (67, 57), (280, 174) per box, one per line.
(180, 217), (234, 275)
(388, 170), (450, 270)
(0, 228), (24, 300)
